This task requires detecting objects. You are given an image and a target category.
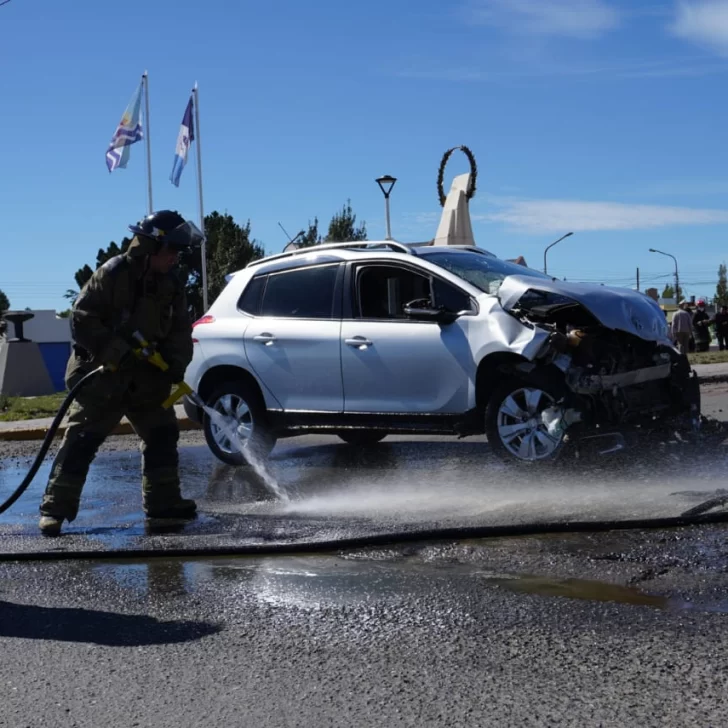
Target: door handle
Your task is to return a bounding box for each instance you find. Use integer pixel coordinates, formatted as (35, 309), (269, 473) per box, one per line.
(345, 336), (372, 349)
(253, 333), (277, 346)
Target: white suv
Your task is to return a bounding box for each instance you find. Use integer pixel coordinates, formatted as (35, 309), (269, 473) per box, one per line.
(183, 240), (700, 466)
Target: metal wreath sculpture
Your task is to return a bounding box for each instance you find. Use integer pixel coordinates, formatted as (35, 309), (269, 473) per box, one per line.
(437, 145), (478, 207)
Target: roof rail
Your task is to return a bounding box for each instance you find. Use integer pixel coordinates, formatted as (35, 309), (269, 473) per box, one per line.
(246, 240), (414, 268)
(403, 240), (435, 247)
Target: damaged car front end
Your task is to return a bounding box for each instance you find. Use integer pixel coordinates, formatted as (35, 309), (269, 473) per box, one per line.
(495, 276), (701, 461)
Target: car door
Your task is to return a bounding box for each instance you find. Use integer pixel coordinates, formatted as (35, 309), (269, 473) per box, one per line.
(340, 261), (477, 414)
(243, 262), (344, 412)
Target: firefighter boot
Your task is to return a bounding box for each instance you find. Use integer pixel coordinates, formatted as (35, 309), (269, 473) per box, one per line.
(142, 477), (197, 520)
(38, 516), (64, 537)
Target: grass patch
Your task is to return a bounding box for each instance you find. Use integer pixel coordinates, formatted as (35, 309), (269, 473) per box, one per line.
(688, 350), (728, 365)
(0, 392), (68, 422)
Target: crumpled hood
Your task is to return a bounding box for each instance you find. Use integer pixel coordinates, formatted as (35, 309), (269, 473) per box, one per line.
(498, 275), (671, 343)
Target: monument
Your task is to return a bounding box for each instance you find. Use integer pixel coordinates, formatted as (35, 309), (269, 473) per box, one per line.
(0, 311), (56, 396)
(433, 145), (478, 247)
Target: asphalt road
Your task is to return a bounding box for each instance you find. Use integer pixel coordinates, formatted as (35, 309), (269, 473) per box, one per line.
(1, 386), (728, 726)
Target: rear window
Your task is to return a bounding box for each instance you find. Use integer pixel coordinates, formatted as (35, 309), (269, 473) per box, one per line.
(259, 264), (339, 319)
(237, 275), (266, 315)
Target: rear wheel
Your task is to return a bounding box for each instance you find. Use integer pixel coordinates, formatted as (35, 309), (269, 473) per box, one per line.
(337, 431), (388, 446)
(203, 380), (276, 466)
(485, 378), (568, 465)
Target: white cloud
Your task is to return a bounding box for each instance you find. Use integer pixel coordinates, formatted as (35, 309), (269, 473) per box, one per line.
(466, 0), (621, 38)
(478, 198), (728, 232)
(670, 1), (728, 55)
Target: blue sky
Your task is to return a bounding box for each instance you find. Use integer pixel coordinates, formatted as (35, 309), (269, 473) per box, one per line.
(2, 0), (728, 311)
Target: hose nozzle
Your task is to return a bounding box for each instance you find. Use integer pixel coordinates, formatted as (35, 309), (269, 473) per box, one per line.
(131, 331), (169, 372)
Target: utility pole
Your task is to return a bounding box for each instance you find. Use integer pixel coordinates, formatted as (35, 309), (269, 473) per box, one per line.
(636, 267), (640, 291)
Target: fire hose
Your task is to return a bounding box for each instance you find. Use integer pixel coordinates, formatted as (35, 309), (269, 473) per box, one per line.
(0, 332), (203, 516)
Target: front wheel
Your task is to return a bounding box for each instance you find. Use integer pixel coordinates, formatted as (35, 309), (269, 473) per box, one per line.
(485, 378), (568, 465)
(203, 380), (276, 466)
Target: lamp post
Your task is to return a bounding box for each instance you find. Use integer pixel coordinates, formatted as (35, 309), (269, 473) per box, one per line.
(543, 232), (574, 275)
(375, 175), (397, 240)
(649, 248), (680, 303)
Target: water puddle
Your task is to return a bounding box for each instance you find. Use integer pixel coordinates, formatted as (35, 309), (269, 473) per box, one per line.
(86, 554), (728, 615)
(486, 574), (674, 609)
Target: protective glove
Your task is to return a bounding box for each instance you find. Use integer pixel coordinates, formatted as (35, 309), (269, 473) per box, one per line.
(100, 336), (132, 372)
(165, 362), (187, 385)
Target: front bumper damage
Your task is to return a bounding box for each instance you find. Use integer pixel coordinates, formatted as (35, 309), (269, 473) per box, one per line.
(525, 338), (702, 457)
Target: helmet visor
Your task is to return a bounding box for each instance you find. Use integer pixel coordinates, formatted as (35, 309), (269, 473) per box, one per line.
(163, 220), (206, 250)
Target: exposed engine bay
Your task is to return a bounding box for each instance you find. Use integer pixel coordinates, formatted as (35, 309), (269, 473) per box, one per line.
(508, 288), (700, 436)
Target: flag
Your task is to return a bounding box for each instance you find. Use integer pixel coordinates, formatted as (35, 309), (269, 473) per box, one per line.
(105, 80), (144, 173)
(170, 94), (195, 187)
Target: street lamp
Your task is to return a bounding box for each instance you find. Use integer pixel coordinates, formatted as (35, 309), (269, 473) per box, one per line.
(543, 232), (574, 275)
(649, 248), (680, 302)
(376, 174), (397, 240)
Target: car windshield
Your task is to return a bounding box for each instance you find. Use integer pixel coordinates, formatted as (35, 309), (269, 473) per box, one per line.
(420, 250), (550, 295)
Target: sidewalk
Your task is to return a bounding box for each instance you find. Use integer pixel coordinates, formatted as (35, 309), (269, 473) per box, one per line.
(2, 363), (728, 442)
(0, 404), (201, 441)
(690, 362), (728, 383)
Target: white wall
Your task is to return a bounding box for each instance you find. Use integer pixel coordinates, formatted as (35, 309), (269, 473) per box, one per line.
(7, 310), (71, 343)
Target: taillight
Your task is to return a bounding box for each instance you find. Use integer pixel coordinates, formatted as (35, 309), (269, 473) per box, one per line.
(192, 314), (215, 343)
(193, 315), (215, 328)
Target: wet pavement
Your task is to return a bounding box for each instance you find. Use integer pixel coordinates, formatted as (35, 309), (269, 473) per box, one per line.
(3, 522), (728, 727)
(2, 430), (728, 555)
(2, 389), (728, 725)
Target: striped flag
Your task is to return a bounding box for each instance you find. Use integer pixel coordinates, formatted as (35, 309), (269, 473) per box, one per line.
(170, 94), (194, 187)
(105, 80), (144, 173)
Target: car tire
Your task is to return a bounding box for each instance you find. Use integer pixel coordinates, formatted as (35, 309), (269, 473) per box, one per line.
(337, 431), (388, 446)
(203, 380), (276, 466)
(485, 377), (569, 466)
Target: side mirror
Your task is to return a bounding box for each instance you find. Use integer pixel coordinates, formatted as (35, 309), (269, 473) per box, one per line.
(402, 302), (459, 325)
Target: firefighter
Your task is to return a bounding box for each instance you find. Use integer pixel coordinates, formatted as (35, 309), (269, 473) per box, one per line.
(38, 210), (204, 536)
(714, 304), (728, 351)
(692, 299), (712, 353)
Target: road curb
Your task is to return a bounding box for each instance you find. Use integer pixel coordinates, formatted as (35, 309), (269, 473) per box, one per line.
(0, 417), (202, 442)
(697, 375), (728, 385)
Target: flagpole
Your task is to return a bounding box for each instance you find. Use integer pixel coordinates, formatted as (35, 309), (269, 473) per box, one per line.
(142, 71), (153, 214)
(193, 82), (209, 312)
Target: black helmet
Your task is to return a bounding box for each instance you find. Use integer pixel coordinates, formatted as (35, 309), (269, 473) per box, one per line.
(129, 209), (205, 251)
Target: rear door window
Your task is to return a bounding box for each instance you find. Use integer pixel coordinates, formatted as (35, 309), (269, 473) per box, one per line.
(260, 264), (339, 319)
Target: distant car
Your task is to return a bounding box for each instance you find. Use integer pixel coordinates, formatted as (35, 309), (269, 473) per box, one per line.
(183, 240), (700, 466)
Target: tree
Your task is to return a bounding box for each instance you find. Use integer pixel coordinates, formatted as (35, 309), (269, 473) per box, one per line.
(325, 199), (367, 242)
(0, 288), (9, 338)
(295, 218), (323, 249)
(661, 284), (674, 300)
(716, 263), (728, 307)
(291, 201), (367, 249)
(179, 211), (265, 317)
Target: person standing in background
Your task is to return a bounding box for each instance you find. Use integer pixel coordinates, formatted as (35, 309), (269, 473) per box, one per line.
(714, 304), (728, 351)
(671, 301), (693, 356)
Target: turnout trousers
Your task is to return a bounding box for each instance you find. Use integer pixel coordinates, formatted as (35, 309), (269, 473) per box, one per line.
(40, 367), (187, 521)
